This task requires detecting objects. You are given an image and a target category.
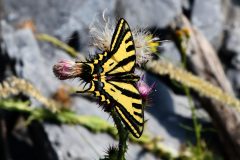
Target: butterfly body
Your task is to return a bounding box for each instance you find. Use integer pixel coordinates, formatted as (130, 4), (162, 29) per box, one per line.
(77, 19), (144, 138)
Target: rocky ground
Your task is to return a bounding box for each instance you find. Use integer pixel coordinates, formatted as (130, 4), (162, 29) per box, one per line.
(1, 0), (240, 160)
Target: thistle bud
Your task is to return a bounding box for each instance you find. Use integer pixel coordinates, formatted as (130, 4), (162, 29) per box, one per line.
(53, 60), (82, 80)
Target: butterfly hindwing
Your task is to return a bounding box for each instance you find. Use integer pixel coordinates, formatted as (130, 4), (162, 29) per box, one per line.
(101, 79), (144, 137)
(104, 81), (143, 124)
(81, 78), (144, 138)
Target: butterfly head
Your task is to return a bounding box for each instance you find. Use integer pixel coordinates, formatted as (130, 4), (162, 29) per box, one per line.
(77, 62), (94, 83)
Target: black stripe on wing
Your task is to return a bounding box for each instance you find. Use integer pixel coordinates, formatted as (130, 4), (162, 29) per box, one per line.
(107, 19), (134, 61)
(100, 82), (144, 126)
(108, 81), (141, 99)
(106, 55), (136, 75)
(115, 105), (143, 138)
(110, 19), (129, 53)
(126, 44), (135, 52)
(110, 28), (131, 55)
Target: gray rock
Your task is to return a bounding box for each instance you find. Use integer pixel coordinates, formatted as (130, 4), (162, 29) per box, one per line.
(219, 3), (240, 96)
(117, 0), (182, 28)
(231, 52), (240, 70)
(3, 0), (117, 53)
(181, 0), (191, 11)
(226, 28), (240, 58)
(227, 69), (240, 96)
(4, 0), (117, 34)
(160, 41), (182, 66)
(45, 124), (158, 160)
(146, 73), (210, 142)
(226, 0), (240, 28)
(191, 0), (225, 50)
(1, 22), (67, 97)
(223, 5), (240, 69)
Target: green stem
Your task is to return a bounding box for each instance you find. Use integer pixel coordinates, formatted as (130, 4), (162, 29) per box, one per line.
(111, 110), (128, 160)
(184, 86), (202, 151)
(179, 36), (202, 156)
(35, 34), (79, 58)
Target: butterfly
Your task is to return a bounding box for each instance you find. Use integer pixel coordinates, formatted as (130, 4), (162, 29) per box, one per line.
(77, 18), (144, 138)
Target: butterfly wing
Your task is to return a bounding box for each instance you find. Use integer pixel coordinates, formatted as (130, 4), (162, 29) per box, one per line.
(103, 80), (144, 138)
(78, 78), (144, 138)
(79, 18), (144, 138)
(99, 18), (136, 76)
(103, 18), (143, 137)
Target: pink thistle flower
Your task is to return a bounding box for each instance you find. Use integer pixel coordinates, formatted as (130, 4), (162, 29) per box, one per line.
(53, 60), (82, 80)
(137, 79), (155, 100)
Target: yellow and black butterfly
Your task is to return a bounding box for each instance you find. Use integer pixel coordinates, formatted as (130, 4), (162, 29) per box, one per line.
(77, 18), (144, 138)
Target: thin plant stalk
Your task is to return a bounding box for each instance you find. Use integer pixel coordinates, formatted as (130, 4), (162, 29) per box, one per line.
(111, 110), (128, 160)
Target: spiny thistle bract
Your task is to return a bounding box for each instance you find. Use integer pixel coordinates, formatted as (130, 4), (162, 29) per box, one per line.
(100, 145), (120, 160)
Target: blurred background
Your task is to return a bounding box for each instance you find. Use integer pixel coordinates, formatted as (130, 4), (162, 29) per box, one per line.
(0, 0), (240, 160)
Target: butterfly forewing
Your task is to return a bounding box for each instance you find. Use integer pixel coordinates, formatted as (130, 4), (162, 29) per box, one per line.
(102, 19), (136, 75)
